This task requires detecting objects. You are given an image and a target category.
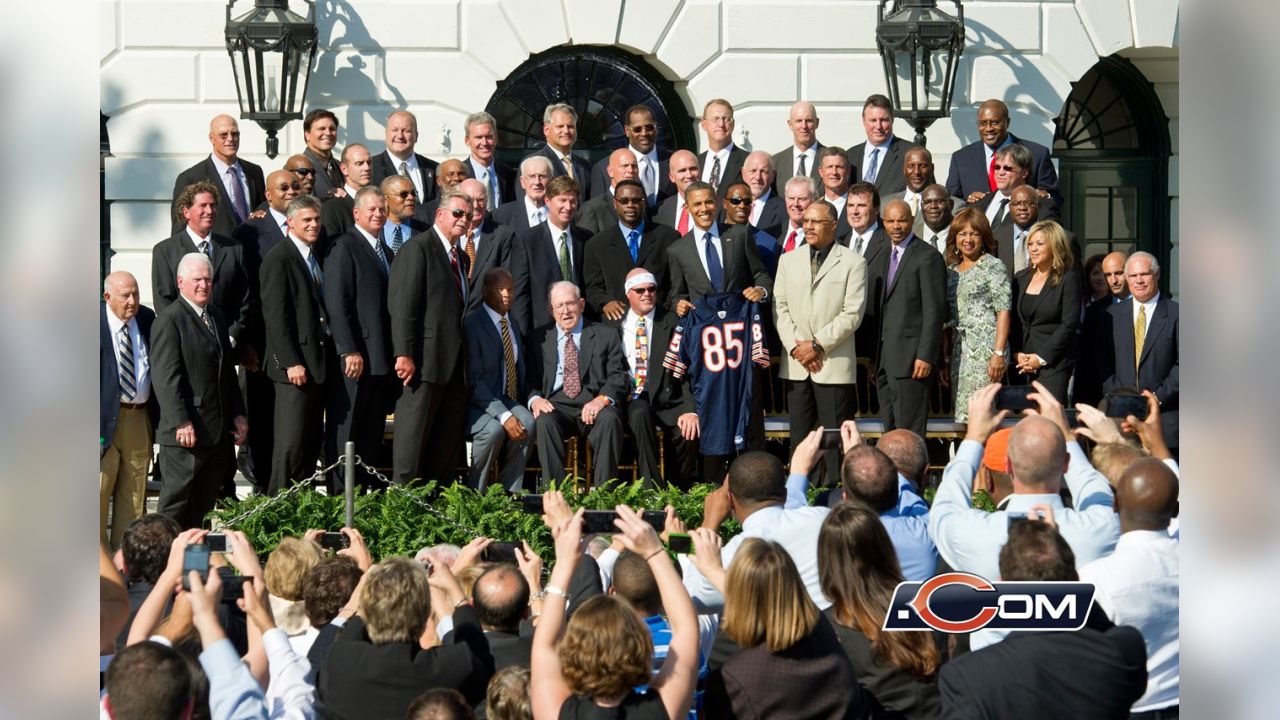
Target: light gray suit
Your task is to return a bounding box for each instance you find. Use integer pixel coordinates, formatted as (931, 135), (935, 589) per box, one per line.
(465, 307), (535, 492)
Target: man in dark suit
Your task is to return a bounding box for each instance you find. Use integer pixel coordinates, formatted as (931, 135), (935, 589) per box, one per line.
(772, 101), (825, 197)
(260, 195), (334, 493)
(101, 272), (159, 549)
(465, 268), (535, 492)
(516, 103), (592, 204)
(389, 190), (473, 485)
(1101, 251), (1178, 453)
(872, 200), (947, 436)
(302, 108), (343, 198)
(914, 183), (958, 256)
(741, 151), (786, 239)
(369, 110), (440, 206)
(458, 179), (523, 317)
(970, 144), (1061, 238)
(170, 114), (266, 239)
(509, 176), (592, 333)
(947, 99), (1063, 207)
(885, 147), (961, 240)
(491, 155), (552, 230)
(847, 94), (918, 197)
(151, 253), (248, 529)
(468, 565), (533, 670)
(527, 282), (630, 488)
(1077, 251), (1129, 407)
(653, 150), (701, 232)
(583, 180), (678, 321)
(617, 269), (699, 488)
(669, 182), (773, 315)
(816, 146), (854, 237)
(379, 175), (429, 255)
(699, 98), (748, 200)
(576, 148), (639, 236)
(723, 180), (782, 279)
(938, 521), (1147, 719)
(460, 111), (515, 209)
(284, 153), (316, 196)
(994, 184), (1074, 277)
(589, 105), (673, 206)
(322, 187), (397, 489)
(836, 182), (890, 360)
(154, 181), (254, 365)
(319, 143), (373, 238)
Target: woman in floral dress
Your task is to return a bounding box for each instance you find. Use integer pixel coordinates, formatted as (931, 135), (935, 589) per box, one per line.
(943, 209), (1011, 424)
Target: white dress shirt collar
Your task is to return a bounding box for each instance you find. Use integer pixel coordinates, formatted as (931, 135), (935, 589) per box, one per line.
(268, 207), (288, 234)
(185, 225), (212, 247)
(525, 197), (546, 224)
(288, 233), (314, 261)
(1133, 293), (1160, 329)
(354, 225), (382, 251)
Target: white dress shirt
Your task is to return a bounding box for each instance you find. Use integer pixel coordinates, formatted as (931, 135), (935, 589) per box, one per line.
(749, 188), (772, 226)
(922, 225), (949, 255)
(694, 223), (724, 281)
(861, 138), (893, 181)
(354, 225), (384, 257)
(387, 150), (425, 201)
(1133, 292), (1160, 334)
(106, 309), (151, 404)
(792, 144), (817, 177)
(1079, 530), (1180, 711)
(468, 156), (501, 206)
(209, 154), (250, 215)
(902, 187), (924, 217)
(525, 197), (547, 227)
(620, 309), (655, 382)
(849, 221), (880, 257)
(185, 226), (214, 252)
(434, 227), (466, 300)
(825, 192), (849, 219)
(631, 146), (661, 198)
(528, 319), (584, 406)
(484, 304), (519, 424)
(268, 207), (289, 237)
(702, 145), (733, 184)
(984, 189), (1012, 226)
(548, 220), (575, 271)
(781, 222), (805, 251)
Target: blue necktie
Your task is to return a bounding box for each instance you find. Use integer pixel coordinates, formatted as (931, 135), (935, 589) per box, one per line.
(307, 252), (323, 292)
(704, 232), (723, 292)
(627, 230), (640, 264)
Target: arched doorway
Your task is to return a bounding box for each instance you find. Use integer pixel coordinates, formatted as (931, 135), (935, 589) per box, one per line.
(485, 46), (695, 169)
(1052, 55), (1172, 291)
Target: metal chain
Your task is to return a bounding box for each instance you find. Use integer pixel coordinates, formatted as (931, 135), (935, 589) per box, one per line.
(350, 455), (484, 538)
(216, 456), (347, 529)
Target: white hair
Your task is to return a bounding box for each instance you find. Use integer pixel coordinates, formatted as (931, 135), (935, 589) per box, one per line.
(784, 175), (818, 200)
(543, 102), (578, 124)
(1126, 250), (1160, 274)
(520, 155), (553, 178)
(177, 252), (213, 279)
(548, 280), (581, 305)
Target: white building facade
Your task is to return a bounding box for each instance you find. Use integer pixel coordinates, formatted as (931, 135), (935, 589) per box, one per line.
(102, 0), (1179, 303)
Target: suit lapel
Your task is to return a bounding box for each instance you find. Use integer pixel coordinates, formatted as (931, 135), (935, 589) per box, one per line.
(291, 241), (322, 305)
(719, 227), (738, 286)
(812, 245), (842, 288)
(1114, 301), (1136, 372)
(1138, 299), (1167, 367)
(543, 330), (559, 394)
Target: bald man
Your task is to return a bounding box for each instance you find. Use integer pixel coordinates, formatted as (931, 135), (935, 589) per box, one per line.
(284, 153), (316, 196)
(947, 99), (1062, 207)
(369, 109), (440, 205)
(772, 101), (825, 196)
(654, 149), (701, 231)
(101, 272), (158, 548)
(170, 114), (266, 238)
(416, 158), (470, 222)
(1077, 250), (1130, 406)
(577, 148), (640, 236)
(320, 143), (373, 238)
(1079, 458), (1179, 716)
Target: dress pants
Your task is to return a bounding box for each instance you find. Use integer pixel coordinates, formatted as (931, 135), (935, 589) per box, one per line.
(325, 371), (396, 490)
(158, 440), (232, 529)
(788, 379), (856, 486)
(625, 396), (698, 489)
(243, 367), (276, 492)
(468, 404), (536, 492)
(535, 391), (623, 488)
(99, 405), (153, 548)
(391, 362), (468, 485)
(876, 363), (930, 438)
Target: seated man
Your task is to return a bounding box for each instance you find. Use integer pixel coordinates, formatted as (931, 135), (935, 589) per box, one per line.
(526, 282), (629, 488)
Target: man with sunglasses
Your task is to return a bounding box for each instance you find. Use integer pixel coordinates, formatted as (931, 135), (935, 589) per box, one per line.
(946, 99), (1062, 208)
(969, 144), (1060, 233)
(170, 114), (266, 239)
(583, 179), (678, 321)
(589, 105), (673, 206)
(576, 148), (639, 236)
(284, 155), (316, 196)
(380, 175), (429, 255)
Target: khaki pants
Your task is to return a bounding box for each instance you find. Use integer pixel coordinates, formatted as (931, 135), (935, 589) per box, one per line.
(100, 406), (152, 549)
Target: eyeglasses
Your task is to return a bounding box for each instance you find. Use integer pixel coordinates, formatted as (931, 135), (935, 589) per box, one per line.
(391, 191), (416, 200)
(978, 120), (1006, 128)
(289, 167), (315, 176)
(215, 131), (241, 139)
(629, 286), (657, 295)
(615, 196), (645, 205)
(274, 183), (302, 191)
(629, 124), (657, 132)
(993, 164), (1020, 173)
(802, 218), (834, 226)
(921, 198), (949, 206)
(726, 196), (750, 205)
(449, 209), (469, 218)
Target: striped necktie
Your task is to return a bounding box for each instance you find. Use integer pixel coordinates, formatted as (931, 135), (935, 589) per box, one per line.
(118, 325), (137, 402)
(1134, 304), (1146, 375)
(500, 317), (518, 400)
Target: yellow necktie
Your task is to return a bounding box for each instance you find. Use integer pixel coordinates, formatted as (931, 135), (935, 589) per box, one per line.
(561, 156), (574, 180)
(1134, 304), (1146, 374)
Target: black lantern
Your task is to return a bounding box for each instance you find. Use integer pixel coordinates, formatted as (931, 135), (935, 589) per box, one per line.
(876, 0), (966, 147)
(225, 0), (318, 158)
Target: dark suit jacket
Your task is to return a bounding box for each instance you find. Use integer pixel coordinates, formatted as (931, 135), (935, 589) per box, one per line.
(653, 193), (682, 231)
(1101, 296), (1179, 447)
(320, 195), (355, 239)
(701, 145), (749, 199)
(574, 190), (619, 236)
(150, 299), (244, 447)
(234, 212), (298, 359)
(872, 235), (948, 376)
(1011, 267), (1081, 373)
(751, 193), (786, 240)
(463, 221), (525, 318)
(516, 144), (592, 202)
(318, 608), (495, 719)
(388, 228), (468, 384)
(483, 630), (532, 671)
(490, 198), (542, 231)
(509, 222), (591, 332)
(772, 143), (826, 197)
(613, 309), (694, 423)
(101, 303), (159, 450)
(259, 239), (331, 385)
(838, 226), (891, 359)
(849, 136), (919, 196)
(938, 612), (1147, 720)
(464, 307), (530, 426)
(151, 230), (253, 350)
(527, 322), (630, 406)
(668, 223), (773, 308)
(827, 610), (940, 719)
(946, 134), (1063, 206)
(170, 156), (266, 238)
(1076, 295), (1120, 407)
(582, 223), (678, 316)
(589, 148), (674, 203)
(460, 157), (517, 207)
(369, 150), (440, 204)
(322, 229), (395, 376)
(972, 191), (1062, 235)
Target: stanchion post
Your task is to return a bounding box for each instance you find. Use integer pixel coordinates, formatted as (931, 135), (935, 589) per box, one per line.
(344, 441), (355, 529)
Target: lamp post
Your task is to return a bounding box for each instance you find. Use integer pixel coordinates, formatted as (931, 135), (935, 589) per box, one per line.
(225, 0), (318, 158)
(876, 0), (966, 147)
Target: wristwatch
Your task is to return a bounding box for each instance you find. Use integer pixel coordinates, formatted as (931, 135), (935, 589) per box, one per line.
(992, 348), (1006, 357)
(812, 341), (825, 355)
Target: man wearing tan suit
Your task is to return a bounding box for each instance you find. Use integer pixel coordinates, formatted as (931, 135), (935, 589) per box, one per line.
(774, 201), (867, 483)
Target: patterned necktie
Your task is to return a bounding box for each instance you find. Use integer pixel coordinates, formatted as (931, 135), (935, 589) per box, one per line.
(465, 233), (478, 280)
(930, 235), (941, 254)
(500, 317), (518, 400)
(449, 246), (464, 300)
(810, 247), (820, 281)
(993, 198), (1009, 227)
(227, 166), (249, 223)
(399, 161), (410, 178)
(306, 252), (323, 292)
(988, 153), (998, 192)
(563, 334), (581, 399)
(1014, 230), (1028, 272)
(854, 234), (865, 255)
(797, 153), (807, 178)
(676, 206), (691, 235)
(200, 308), (215, 336)
(710, 154), (722, 190)
(391, 224), (405, 253)
(373, 240), (390, 275)
(627, 230), (640, 264)
(783, 228), (798, 254)
(704, 232), (724, 291)
(642, 158), (656, 202)
(865, 148), (881, 183)
(118, 325), (136, 402)
(1134, 304), (1147, 375)
(199, 240), (212, 259)
(633, 316), (648, 398)
(886, 245), (901, 289)
(561, 156), (575, 180)
(558, 232), (572, 281)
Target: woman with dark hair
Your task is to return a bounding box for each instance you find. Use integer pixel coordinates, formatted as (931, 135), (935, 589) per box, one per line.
(691, 532), (866, 720)
(1083, 253), (1109, 307)
(818, 502), (940, 719)
(530, 506), (699, 720)
(942, 208), (1011, 424)
(1010, 219), (1081, 402)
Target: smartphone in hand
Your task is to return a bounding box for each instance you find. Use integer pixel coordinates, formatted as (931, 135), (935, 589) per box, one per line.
(182, 544), (211, 591)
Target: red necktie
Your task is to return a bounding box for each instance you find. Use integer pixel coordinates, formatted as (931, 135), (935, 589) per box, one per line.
(783, 228), (798, 253)
(449, 246), (464, 301)
(677, 206), (691, 235)
(988, 153), (998, 192)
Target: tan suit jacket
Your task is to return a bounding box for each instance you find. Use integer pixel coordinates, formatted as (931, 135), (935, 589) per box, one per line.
(774, 242), (867, 384)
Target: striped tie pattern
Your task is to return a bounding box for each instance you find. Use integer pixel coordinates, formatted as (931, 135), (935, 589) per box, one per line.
(465, 233), (478, 280)
(118, 325), (136, 402)
(500, 317), (518, 400)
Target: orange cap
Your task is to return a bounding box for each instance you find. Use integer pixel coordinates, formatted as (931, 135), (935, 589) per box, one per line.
(982, 428), (1013, 473)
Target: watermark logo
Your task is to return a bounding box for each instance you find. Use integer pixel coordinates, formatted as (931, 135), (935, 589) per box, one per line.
(882, 572), (1095, 633)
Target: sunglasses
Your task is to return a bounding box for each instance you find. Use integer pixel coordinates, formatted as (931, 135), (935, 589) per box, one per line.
(450, 209), (469, 218)
(289, 167), (315, 176)
(630, 286), (657, 295)
(391, 191), (416, 200)
(726, 196), (751, 205)
(993, 164), (1019, 172)
(274, 183), (302, 191)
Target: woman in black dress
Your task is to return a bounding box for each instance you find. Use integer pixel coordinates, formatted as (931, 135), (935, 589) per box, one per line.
(1011, 220), (1080, 403)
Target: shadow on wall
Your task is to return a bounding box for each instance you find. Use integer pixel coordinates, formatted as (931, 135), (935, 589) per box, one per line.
(309, 0), (407, 143)
(102, 81), (172, 239)
(946, 20), (1065, 147)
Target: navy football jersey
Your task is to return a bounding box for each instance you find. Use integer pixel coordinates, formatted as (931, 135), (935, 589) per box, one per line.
(662, 293), (768, 455)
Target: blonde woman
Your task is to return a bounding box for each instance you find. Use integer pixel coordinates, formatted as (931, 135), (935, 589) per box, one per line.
(1010, 220), (1080, 402)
